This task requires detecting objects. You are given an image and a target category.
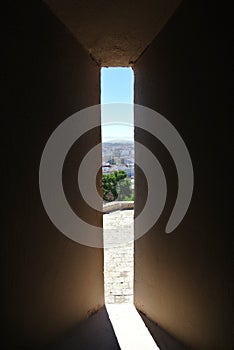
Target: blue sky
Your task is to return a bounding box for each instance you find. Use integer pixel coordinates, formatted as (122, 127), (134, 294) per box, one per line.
(101, 67), (134, 142)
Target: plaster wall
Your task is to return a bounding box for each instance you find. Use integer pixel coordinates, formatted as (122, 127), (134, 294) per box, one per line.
(3, 1), (103, 348)
(134, 1), (232, 349)
(44, 0), (181, 66)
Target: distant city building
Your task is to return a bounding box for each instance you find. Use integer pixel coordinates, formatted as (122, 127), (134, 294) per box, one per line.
(102, 142), (134, 177)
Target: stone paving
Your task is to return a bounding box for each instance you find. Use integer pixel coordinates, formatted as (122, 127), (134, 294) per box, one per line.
(103, 209), (134, 304)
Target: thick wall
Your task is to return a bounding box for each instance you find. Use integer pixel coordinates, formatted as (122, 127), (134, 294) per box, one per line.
(3, 1), (103, 349)
(134, 1), (232, 349)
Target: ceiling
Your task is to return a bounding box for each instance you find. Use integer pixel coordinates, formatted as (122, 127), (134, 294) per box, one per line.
(44, 0), (182, 66)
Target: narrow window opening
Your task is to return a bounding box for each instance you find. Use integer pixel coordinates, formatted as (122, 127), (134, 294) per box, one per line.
(101, 67), (159, 349)
(101, 67), (134, 304)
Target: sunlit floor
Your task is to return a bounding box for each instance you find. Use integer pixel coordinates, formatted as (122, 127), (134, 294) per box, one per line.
(106, 304), (160, 350)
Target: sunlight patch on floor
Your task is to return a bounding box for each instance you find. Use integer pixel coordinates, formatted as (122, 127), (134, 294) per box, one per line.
(106, 304), (160, 350)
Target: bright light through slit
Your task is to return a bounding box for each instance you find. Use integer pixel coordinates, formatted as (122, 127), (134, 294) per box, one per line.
(101, 68), (159, 349)
(101, 67), (134, 305)
(106, 304), (160, 350)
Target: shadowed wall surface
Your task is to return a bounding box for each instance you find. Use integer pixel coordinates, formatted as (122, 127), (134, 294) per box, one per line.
(43, 0), (182, 66)
(3, 1), (103, 349)
(134, 1), (232, 349)
(2, 0), (232, 349)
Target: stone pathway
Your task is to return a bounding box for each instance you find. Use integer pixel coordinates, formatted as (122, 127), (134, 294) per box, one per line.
(103, 209), (134, 304)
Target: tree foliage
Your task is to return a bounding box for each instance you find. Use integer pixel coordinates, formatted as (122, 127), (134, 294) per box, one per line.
(102, 170), (132, 202)
(116, 177), (132, 201)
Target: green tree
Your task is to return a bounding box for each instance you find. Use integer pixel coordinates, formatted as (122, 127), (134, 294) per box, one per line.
(117, 177), (132, 201)
(102, 170), (129, 202)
